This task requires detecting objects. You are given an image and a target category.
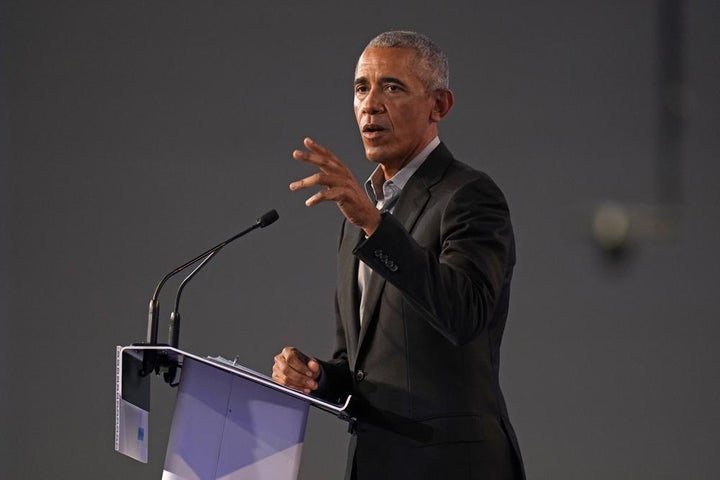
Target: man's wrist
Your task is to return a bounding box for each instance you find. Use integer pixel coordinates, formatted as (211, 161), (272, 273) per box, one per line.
(362, 209), (382, 237)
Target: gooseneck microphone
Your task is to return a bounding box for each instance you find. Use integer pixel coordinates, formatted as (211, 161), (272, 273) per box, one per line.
(167, 209), (279, 348)
(145, 209), (280, 349)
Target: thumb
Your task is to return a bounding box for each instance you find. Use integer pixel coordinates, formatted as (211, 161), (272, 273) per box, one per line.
(307, 358), (321, 375)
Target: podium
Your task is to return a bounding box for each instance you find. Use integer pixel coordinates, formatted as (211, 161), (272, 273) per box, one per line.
(115, 345), (352, 480)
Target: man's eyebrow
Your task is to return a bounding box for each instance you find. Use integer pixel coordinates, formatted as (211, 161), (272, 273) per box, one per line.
(380, 76), (407, 87)
(353, 76), (408, 87)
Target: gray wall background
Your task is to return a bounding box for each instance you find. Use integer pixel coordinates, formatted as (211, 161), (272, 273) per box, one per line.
(2, 1), (719, 478)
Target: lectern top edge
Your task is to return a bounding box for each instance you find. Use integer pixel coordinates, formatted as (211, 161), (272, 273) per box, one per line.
(117, 345), (352, 415)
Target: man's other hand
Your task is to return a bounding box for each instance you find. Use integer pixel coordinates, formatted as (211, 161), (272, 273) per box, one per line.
(272, 346), (321, 394)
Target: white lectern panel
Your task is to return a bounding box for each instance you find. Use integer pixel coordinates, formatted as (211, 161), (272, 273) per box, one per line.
(162, 357), (308, 480)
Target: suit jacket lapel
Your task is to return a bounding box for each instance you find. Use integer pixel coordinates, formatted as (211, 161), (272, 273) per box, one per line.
(393, 142), (453, 233)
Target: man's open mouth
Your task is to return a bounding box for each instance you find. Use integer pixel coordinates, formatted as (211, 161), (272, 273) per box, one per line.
(362, 124), (387, 136)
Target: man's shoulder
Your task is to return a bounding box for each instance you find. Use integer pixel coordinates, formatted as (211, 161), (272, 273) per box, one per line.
(430, 143), (495, 181)
(412, 143), (508, 204)
(439, 155), (502, 195)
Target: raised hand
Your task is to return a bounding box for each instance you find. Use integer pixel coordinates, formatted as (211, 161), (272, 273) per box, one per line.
(290, 137), (381, 236)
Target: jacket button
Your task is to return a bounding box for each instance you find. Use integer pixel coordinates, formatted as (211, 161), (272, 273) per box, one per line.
(355, 370), (366, 382)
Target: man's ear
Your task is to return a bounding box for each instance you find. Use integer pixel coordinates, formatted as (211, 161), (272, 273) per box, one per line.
(430, 89), (454, 122)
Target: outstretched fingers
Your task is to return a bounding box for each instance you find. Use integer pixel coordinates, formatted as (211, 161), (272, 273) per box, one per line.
(289, 137), (381, 234)
(292, 138), (346, 172)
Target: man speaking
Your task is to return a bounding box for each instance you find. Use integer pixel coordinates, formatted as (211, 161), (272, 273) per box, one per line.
(273, 31), (525, 480)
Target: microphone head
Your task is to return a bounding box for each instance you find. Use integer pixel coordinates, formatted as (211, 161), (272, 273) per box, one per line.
(257, 209), (279, 228)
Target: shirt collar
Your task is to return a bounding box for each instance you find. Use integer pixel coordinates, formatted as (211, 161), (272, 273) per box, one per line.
(364, 136), (440, 204)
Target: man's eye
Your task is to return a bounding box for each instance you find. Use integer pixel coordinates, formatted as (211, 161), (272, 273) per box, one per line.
(355, 85), (369, 94)
(385, 84), (402, 93)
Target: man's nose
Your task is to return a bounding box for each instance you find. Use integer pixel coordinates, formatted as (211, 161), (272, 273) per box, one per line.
(361, 88), (384, 114)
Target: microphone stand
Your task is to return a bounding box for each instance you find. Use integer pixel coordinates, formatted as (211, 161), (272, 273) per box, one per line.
(137, 209), (279, 380)
(163, 250), (219, 385)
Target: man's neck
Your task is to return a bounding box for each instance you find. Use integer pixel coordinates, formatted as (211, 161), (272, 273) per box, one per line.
(378, 133), (439, 181)
(379, 136), (440, 181)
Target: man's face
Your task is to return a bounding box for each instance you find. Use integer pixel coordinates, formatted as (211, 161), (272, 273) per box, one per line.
(353, 47), (439, 170)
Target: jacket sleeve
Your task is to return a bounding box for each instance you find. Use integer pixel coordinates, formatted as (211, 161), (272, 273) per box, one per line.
(353, 175), (515, 346)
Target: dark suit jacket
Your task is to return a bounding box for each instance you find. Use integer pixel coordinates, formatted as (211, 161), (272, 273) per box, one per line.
(317, 143), (525, 479)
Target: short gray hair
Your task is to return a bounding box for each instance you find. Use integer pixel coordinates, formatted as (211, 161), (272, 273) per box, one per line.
(365, 31), (449, 91)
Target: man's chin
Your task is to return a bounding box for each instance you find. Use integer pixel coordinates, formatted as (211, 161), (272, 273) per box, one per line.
(363, 146), (388, 163)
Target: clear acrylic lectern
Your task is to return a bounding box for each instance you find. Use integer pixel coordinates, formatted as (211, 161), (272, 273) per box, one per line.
(115, 345), (351, 480)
